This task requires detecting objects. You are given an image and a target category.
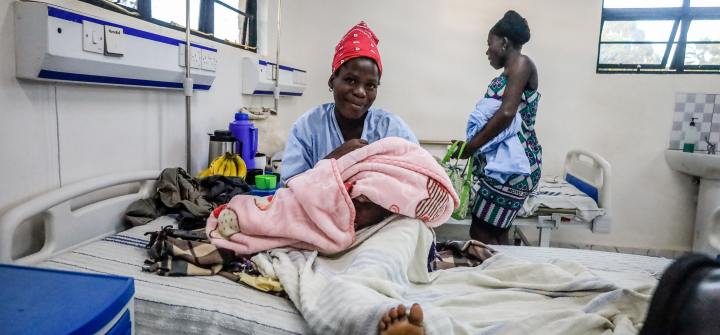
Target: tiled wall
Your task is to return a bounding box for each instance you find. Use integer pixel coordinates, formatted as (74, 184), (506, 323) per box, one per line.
(670, 93), (720, 151)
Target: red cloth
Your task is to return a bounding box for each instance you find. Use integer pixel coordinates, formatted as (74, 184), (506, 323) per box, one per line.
(213, 204), (227, 219)
(332, 21), (382, 74)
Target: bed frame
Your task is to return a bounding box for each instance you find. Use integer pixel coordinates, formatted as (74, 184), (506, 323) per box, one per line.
(443, 149), (612, 248)
(0, 171), (160, 265)
(0, 148), (610, 264)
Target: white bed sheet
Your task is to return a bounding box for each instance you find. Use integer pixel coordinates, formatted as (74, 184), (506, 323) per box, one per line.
(36, 217), (672, 334)
(519, 176), (606, 222)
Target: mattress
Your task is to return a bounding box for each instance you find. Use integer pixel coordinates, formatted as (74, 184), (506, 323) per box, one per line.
(37, 217), (672, 334)
(38, 217), (310, 335)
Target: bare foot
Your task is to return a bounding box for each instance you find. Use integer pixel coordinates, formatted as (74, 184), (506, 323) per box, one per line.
(377, 303), (425, 335)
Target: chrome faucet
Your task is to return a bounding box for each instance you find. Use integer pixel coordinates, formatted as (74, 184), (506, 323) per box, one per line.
(706, 135), (716, 155)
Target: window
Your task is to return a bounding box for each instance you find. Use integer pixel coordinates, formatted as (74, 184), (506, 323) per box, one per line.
(598, 0), (720, 73)
(81, 0), (257, 51)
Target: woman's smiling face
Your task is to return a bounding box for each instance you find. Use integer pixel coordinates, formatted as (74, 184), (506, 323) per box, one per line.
(329, 57), (381, 120)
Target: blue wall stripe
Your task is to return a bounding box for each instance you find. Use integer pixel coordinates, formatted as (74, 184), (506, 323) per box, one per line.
(258, 60), (305, 73)
(38, 70), (211, 90)
(47, 6), (217, 52)
(252, 90), (303, 96)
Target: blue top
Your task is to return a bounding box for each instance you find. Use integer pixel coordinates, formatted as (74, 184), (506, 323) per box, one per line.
(466, 98), (531, 184)
(281, 103), (418, 184)
(0, 264), (134, 335)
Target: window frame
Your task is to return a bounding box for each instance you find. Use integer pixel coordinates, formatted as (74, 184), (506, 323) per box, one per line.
(597, 0), (720, 74)
(81, 0), (258, 52)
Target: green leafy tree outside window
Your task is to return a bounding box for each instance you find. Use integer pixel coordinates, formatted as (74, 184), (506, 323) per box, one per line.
(599, 22), (662, 64)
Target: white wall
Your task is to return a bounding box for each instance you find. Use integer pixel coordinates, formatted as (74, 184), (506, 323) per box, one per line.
(3, 0), (718, 256)
(286, 0), (720, 252)
(0, 0), (306, 258)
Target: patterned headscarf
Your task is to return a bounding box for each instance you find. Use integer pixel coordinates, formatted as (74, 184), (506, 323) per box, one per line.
(332, 21), (382, 74)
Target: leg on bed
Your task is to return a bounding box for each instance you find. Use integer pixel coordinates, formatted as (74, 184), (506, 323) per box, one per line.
(378, 303), (425, 335)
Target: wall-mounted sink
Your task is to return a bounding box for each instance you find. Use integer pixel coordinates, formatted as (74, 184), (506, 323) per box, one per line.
(665, 149), (720, 258)
(665, 150), (720, 180)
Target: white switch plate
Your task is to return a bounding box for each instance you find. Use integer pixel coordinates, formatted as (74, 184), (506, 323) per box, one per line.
(266, 64), (275, 80)
(179, 44), (186, 66)
(104, 26), (124, 56)
(201, 49), (216, 71)
(293, 70), (306, 84)
(82, 20), (104, 54)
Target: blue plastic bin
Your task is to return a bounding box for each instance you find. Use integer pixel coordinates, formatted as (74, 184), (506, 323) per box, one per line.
(0, 264), (134, 335)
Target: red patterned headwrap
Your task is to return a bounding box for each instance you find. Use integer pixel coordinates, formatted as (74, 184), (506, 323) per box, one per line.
(332, 22), (382, 74)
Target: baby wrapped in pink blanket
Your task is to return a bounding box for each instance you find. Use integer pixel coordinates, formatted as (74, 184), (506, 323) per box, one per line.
(206, 137), (459, 255)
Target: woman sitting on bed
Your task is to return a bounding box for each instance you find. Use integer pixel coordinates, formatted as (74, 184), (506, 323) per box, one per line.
(280, 22), (419, 186)
(452, 10), (542, 246)
(280, 21), (420, 230)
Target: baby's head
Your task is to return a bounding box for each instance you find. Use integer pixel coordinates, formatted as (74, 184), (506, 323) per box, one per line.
(353, 195), (393, 230)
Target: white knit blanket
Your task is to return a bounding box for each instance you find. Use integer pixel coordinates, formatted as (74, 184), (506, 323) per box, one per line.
(253, 215), (656, 335)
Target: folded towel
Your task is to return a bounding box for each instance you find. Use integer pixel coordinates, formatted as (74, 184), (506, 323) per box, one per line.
(466, 98), (531, 183)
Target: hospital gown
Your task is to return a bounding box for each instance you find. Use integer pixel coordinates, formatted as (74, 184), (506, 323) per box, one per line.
(280, 103), (418, 184)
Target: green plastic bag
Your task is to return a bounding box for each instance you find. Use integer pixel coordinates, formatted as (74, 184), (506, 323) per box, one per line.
(441, 141), (473, 220)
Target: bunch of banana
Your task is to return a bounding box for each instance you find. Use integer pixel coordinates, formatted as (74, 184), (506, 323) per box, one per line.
(197, 153), (247, 179)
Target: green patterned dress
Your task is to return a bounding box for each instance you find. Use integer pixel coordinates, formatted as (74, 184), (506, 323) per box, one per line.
(470, 76), (542, 229)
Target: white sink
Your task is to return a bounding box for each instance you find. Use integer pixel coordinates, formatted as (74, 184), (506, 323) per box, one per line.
(665, 150), (720, 180)
(665, 149), (720, 258)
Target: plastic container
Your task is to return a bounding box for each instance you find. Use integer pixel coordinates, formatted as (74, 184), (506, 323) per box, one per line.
(250, 185), (280, 196)
(0, 264), (135, 335)
(229, 113), (259, 169)
(684, 117), (700, 153)
(255, 175), (277, 190)
(246, 168), (264, 185)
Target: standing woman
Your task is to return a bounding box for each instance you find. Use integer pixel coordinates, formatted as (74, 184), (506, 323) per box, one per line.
(453, 11), (541, 245)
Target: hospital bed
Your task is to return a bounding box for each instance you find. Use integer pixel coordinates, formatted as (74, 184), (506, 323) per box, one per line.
(429, 145), (613, 248)
(0, 170), (664, 334)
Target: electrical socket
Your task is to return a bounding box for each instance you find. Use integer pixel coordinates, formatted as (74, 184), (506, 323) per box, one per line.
(178, 44), (203, 69)
(201, 49), (217, 71)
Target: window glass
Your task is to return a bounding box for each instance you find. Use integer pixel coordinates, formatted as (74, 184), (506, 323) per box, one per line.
(214, 2), (244, 43)
(601, 21), (675, 42)
(664, 43), (679, 68)
(152, 0), (201, 30)
(691, 0), (720, 6)
(599, 44), (667, 64)
(685, 43), (720, 64)
(687, 20), (720, 41)
(216, 0), (246, 11)
(108, 0), (138, 9)
(603, 0), (682, 8)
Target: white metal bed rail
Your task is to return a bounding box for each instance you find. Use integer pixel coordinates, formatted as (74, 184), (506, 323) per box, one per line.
(563, 149), (612, 213)
(0, 171), (160, 265)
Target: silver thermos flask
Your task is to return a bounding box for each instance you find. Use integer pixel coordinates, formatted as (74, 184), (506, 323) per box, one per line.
(208, 130), (243, 167)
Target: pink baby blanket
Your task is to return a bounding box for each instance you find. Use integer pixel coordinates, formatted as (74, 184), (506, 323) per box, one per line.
(206, 137), (459, 255)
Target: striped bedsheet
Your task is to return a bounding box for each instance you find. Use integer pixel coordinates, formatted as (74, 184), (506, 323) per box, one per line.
(37, 217), (311, 335)
(36, 217), (672, 334)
